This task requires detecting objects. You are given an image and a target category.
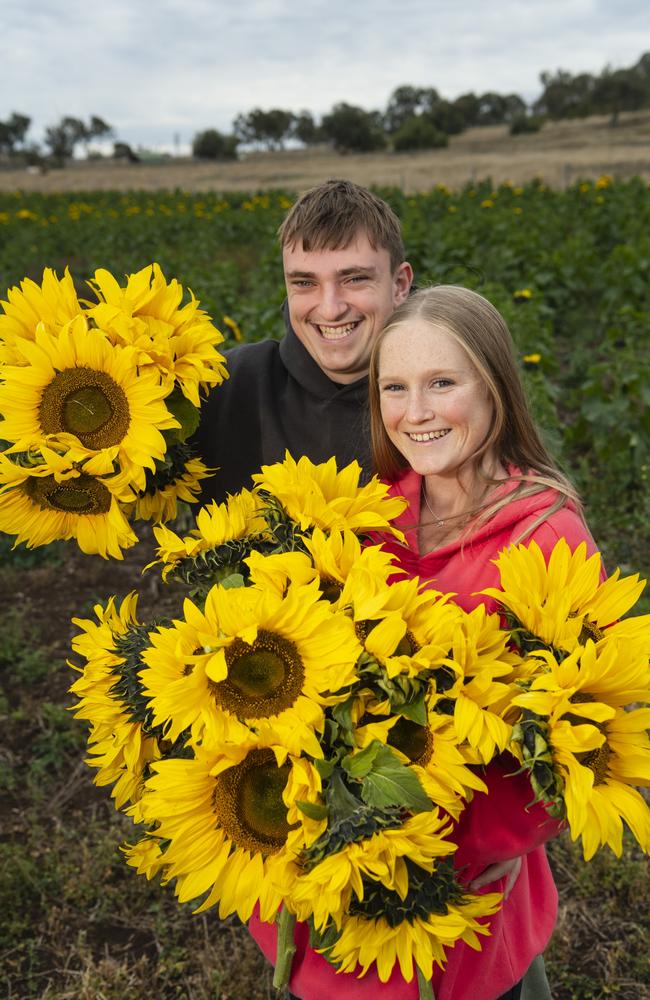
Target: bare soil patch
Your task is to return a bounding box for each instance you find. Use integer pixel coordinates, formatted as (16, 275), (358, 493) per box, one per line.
(2, 111), (650, 194)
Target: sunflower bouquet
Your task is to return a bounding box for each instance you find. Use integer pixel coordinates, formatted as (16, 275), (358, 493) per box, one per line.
(69, 454), (513, 999)
(483, 539), (650, 862)
(67, 455), (650, 998)
(0, 265), (227, 558)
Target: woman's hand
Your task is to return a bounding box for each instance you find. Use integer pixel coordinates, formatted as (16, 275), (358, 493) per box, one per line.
(468, 856), (523, 899)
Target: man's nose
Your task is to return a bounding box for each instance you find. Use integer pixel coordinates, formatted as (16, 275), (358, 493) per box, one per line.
(317, 283), (348, 321)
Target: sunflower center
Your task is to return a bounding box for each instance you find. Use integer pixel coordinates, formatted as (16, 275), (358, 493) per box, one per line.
(579, 618), (605, 644)
(25, 473), (112, 514)
(388, 717), (433, 766)
(212, 748), (295, 855)
(319, 576), (343, 604)
(579, 742), (611, 785)
(210, 629), (304, 719)
(394, 630), (419, 657)
(39, 367), (130, 449)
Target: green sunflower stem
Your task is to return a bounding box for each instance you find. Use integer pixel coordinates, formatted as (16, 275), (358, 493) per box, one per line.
(273, 907), (297, 994)
(416, 964), (436, 1000)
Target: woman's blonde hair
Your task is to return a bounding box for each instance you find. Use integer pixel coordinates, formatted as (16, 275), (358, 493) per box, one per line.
(368, 285), (581, 540)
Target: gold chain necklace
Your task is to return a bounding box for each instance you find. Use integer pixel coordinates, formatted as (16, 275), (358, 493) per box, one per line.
(421, 482), (491, 530)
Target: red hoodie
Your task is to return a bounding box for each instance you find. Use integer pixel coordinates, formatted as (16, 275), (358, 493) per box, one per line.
(249, 469), (599, 1000)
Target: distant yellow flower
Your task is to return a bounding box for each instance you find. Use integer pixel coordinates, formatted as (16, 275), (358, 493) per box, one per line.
(481, 199), (494, 209)
(595, 174), (612, 189)
(513, 288), (533, 301)
(222, 314), (243, 341)
(253, 454), (407, 538)
(523, 352), (541, 364)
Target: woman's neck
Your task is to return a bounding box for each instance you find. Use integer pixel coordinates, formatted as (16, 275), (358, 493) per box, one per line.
(417, 462), (508, 554)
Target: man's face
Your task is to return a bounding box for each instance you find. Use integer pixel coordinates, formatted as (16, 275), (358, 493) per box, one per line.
(283, 233), (413, 384)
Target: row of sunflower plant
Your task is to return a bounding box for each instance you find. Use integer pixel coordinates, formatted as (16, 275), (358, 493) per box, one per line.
(0, 261), (649, 996)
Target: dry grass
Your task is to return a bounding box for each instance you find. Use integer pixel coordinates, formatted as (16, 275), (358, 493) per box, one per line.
(1, 110), (650, 194)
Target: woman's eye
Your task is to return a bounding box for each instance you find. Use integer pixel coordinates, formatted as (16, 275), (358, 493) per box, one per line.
(432, 379), (453, 389)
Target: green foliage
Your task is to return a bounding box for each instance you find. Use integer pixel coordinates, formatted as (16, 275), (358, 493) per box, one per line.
(321, 102), (386, 152)
(392, 115), (448, 151)
(192, 128), (238, 160)
(510, 114), (544, 135)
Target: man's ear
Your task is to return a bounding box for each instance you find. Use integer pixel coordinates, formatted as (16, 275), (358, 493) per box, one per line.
(393, 262), (414, 305)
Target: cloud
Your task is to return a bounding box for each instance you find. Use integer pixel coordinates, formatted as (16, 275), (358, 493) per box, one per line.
(1, 0), (648, 149)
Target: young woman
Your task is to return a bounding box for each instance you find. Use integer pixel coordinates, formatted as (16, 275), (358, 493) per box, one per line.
(366, 284), (601, 999)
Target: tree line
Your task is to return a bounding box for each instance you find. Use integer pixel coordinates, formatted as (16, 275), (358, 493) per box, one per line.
(194, 51), (650, 158)
(2, 51), (649, 167)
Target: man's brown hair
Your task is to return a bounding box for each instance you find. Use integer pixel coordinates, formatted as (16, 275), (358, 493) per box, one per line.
(278, 179), (405, 272)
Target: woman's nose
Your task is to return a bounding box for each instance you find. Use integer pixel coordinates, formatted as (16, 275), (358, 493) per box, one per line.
(405, 391), (433, 422)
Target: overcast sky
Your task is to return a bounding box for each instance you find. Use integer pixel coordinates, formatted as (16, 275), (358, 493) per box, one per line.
(3, 0), (649, 152)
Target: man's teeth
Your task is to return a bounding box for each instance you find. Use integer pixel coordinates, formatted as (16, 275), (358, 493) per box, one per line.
(318, 322), (357, 339)
(408, 429), (451, 441)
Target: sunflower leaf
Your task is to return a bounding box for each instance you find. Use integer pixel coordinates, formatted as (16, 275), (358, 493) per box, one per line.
(360, 746), (433, 813)
(219, 572), (246, 590)
(396, 693), (427, 726)
(341, 740), (383, 778)
(295, 799), (329, 821)
(326, 768), (364, 823)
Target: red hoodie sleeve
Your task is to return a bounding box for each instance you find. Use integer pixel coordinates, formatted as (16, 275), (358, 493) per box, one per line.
(452, 754), (565, 876)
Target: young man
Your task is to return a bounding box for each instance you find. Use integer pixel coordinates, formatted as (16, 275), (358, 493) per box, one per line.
(194, 179), (413, 502)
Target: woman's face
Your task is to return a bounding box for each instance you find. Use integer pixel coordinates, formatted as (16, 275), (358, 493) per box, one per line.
(377, 319), (495, 480)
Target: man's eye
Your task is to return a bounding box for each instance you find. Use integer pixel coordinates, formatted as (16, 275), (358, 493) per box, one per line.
(291, 280), (314, 288)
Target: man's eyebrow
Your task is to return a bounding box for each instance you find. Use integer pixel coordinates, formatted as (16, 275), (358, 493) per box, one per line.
(285, 265), (378, 278)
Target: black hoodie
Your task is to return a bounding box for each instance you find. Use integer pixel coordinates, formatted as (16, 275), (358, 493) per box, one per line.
(194, 312), (372, 503)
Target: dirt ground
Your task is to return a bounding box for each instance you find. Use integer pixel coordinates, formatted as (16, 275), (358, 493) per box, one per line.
(2, 110), (650, 194)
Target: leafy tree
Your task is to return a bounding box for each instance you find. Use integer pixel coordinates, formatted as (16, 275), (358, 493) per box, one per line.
(321, 102), (386, 152)
(425, 98), (466, 135)
(0, 112), (31, 155)
(384, 86), (439, 133)
(592, 67), (648, 125)
(291, 110), (323, 146)
(392, 115), (448, 151)
(452, 92), (481, 128)
(43, 115), (114, 163)
(192, 128), (238, 160)
(534, 70), (595, 119)
(233, 108), (294, 150)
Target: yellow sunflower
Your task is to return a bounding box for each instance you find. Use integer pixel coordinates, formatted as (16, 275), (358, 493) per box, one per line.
(139, 576), (362, 757)
(323, 889), (501, 983)
(0, 447), (137, 559)
(302, 528), (402, 607)
(69, 593), (161, 816)
(343, 573), (462, 680)
(0, 316), (179, 491)
(123, 453), (212, 524)
(355, 708), (487, 819)
(0, 267), (82, 363)
(511, 638), (650, 725)
(86, 263), (228, 405)
(252, 453), (407, 537)
(149, 488), (267, 581)
(482, 539), (647, 654)
(137, 742), (310, 921)
(443, 605), (519, 764)
(546, 707), (650, 859)
(290, 809), (457, 930)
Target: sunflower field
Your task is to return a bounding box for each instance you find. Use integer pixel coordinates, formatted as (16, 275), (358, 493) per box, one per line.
(1, 178), (649, 999)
